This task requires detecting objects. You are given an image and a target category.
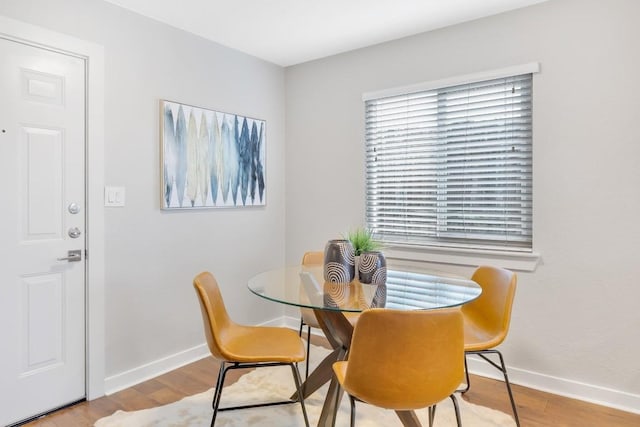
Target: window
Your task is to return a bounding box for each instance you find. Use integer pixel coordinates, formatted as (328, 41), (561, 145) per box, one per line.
(364, 69), (534, 252)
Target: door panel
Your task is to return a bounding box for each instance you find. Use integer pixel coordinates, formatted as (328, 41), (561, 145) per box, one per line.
(22, 126), (64, 239)
(21, 68), (65, 105)
(22, 273), (64, 373)
(0, 37), (86, 426)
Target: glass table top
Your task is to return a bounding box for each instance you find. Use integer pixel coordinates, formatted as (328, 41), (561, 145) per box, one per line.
(248, 265), (482, 312)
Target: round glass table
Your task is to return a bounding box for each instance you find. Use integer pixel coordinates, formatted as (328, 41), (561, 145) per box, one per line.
(249, 264), (481, 312)
(248, 264), (481, 427)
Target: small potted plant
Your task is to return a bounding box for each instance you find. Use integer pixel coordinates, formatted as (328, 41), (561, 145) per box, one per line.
(346, 227), (387, 284)
(345, 227), (382, 257)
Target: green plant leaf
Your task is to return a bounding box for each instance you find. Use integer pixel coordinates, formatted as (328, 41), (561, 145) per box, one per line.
(344, 227), (382, 256)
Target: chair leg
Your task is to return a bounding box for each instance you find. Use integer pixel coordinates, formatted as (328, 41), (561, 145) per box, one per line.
(211, 361), (309, 426)
(473, 350), (520, 427)
(428, 405), (436, 427)
(211, 362), (229, 426)
(450, 394), (462, 427)
(349, 395), (356, 427)
(290, 363), (310, 427)
(459, 354), (471, 393)
(492, 350), (520, 427)
(298, 317), (312, 380)
(305, 325), (311, 379)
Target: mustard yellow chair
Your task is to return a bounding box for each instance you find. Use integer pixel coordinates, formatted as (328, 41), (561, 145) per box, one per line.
(193, 272), (310, 427)
(461, 265), (519, 426)
(333, 308), (464, 427)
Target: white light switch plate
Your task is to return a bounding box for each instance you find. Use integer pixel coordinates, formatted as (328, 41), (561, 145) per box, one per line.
(104, 186), (125, 207)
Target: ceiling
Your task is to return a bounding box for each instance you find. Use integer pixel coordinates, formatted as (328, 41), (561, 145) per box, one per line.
(103, 0), (547, 67)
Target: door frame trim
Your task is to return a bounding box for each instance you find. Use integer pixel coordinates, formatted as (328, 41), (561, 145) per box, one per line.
(0, 15), (106, 399)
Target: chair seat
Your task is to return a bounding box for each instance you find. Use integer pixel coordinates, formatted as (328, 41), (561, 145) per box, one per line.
(345, 313), (360, 326)
(221, 324), (306, 363)
(300, 307), (321, 328)
(302, 307), (360, 329)
(333, 360), (347, 385)
(463, 317), (507, 352)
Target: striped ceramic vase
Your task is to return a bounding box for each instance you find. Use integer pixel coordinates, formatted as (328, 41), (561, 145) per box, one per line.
(358, 251), (387, 285)
(323, 239), (355, 283)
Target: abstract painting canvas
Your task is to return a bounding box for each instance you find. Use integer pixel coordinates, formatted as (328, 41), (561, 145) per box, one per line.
(160, 100), (266, 209)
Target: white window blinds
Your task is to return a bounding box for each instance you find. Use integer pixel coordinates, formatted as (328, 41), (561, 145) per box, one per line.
(364, 73), (533, 251)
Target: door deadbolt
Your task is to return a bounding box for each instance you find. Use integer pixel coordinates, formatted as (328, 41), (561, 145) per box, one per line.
(68, 203), (81, 214)
(68, 227), (82, 238)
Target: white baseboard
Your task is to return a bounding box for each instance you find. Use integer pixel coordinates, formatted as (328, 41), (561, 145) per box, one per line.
(466, 354), (640, 415)
(103, 344), (210, 395)
(101, 316), (640, 416)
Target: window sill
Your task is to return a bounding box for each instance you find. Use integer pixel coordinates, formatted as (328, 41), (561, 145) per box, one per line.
(382, 244), (540, 272)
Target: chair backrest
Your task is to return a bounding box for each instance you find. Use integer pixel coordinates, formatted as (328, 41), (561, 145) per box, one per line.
(462, 265), (517, 346)
(193, 272), (234, 361)
(342, 308), (464, 410)
(300, 252), (324, 326)
(302, 251), (323, 265)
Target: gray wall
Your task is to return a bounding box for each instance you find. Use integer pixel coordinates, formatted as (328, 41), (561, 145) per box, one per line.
(285, 0), (640, 406)
(0, 0), (287, 378)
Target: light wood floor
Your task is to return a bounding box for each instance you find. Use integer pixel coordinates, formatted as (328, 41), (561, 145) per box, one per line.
(24, 337), (640, 427)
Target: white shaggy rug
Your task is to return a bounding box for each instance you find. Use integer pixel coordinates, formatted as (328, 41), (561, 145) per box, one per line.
(95, 344), (516, 426)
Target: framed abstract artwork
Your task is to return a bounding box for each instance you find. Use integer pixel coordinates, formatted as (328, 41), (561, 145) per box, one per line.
(160, 100), (266, 209)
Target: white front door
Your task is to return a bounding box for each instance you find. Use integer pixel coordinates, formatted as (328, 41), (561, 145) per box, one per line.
(0, 37), (86, 425)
